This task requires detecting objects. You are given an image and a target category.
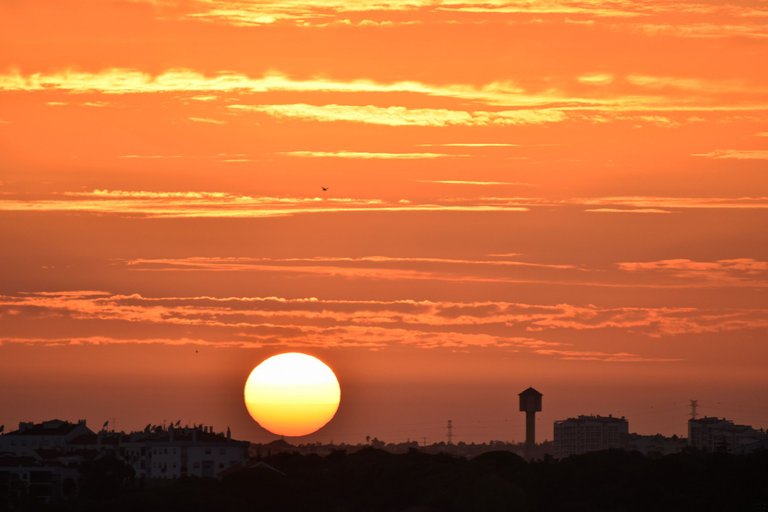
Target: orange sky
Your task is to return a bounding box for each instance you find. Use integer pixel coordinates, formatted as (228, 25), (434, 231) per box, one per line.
(1, 0), (767, 443)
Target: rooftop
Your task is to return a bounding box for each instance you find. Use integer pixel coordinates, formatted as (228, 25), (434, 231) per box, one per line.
(5, 419), (91, 437)
(519, 387), (542, 397)
(555, 415), (628, 424)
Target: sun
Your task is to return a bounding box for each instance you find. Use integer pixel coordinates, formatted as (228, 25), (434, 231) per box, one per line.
(244, 352), (341, 437)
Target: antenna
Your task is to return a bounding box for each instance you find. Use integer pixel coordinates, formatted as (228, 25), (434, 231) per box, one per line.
(689, 400), (699, 420)
(447, 420), (453, 445)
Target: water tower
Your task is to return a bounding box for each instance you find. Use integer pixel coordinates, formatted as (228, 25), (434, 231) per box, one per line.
(519, 387), (542, 456)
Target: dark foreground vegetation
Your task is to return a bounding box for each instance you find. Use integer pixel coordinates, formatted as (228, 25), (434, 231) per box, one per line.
(5, 448), (768, 512)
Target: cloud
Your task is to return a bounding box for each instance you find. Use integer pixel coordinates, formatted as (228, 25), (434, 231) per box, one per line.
(127, 255), (578, 271)
(617, 259), (768, 285)
(122, 255), (768, 290)
(578, 73), (614, 85)
(0, 69), (530, 107)
(419, 180), (532, 186)
(585, 208), (672, 214)
(626, 74), (754, 93)
(418, 143), (520, 147)
(441, 195), (768, 212)
(230, 103), (567, 127)
(188, 116), (226, 124)
(2, 190), (766, 220)
(186, 0), (768, 28)
(2, 69), (765, 124)
(280, 150), (461, 159)
(122, 255), (580, 288)
(532, 349), (681, 363)
(618, 259), (768, 274)
(183, 0), (647, 27)
(0, 189), (530, 218)
(692, 150), (768, 160)
(573, 196), (768, 210)
(630, 22), (768, 41)
(2, 292), (765, 358)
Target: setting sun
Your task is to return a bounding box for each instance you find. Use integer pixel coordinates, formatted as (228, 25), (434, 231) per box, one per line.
(244, 353), (341, 437)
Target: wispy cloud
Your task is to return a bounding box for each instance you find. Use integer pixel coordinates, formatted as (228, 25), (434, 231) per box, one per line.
(532, 349), (681, 363)
(692, 150), (768, 160)
(3, 190), (766, 219)
(419, 180), (532, 186)
(585, 208), (672, 214)
(618, 258), (768, 285)
(182, 0), (768, 28)
(619, 259), (768, 274)
(2, 292), (765, 357)
(188, 116), (226, 125)
(578, 73), (614, 85)
(0, 69), (530, 106)
(630, 22), (768, 41)
(0, 189), (530, 218)
(281, 150), (461, 159)
(417, 143), (520, 147)
(626, 74), (756, 93)
(230, 103), (567, 127)
(574, 196), (768, 210)
(122, 255), (768, 290)
(127, 255), (578, 271)
(2, 69), (765, 123)
(182, 0), (645, 27)
(122, 255), (581, 288)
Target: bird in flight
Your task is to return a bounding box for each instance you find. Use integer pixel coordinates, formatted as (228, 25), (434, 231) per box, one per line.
(321, 186), (328, 191)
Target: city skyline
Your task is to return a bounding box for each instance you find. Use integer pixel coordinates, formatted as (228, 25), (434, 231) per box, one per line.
(1, 0), (767, 444)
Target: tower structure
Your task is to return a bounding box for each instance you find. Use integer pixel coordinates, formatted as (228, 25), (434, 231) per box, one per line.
(519, 387), (543, 457)
(689, 400), (699, 420)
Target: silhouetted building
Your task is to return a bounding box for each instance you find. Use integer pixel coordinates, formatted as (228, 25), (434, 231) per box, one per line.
(628, 433), (686, 456)
(0, 420), (249, 482)
(519, 387), (542, 457)
(0, 454), (78, 505)
(0, 419), (93, 455)
(121, 425), (248, 479)
(0, 421), (88, 506)
(554, 415), (629, 458)
(688, 417), (767, 453)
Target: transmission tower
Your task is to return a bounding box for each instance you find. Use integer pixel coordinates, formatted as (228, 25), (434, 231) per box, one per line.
(689, 400), (699, 420)
(447, 420), (453, 445)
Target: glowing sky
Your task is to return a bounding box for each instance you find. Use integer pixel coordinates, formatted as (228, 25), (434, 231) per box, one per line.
(1, 0), (767, 443)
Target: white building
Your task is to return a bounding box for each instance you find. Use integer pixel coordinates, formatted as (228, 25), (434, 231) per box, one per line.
(688, 417), (767, 453)
(117, 426), (249, 479)
(0, 419), (93, 455)
(554, 415), (629, 458)
(1, 420), (249, 481)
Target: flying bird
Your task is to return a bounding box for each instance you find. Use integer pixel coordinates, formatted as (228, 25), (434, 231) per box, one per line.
(321, 186), (328, 191)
